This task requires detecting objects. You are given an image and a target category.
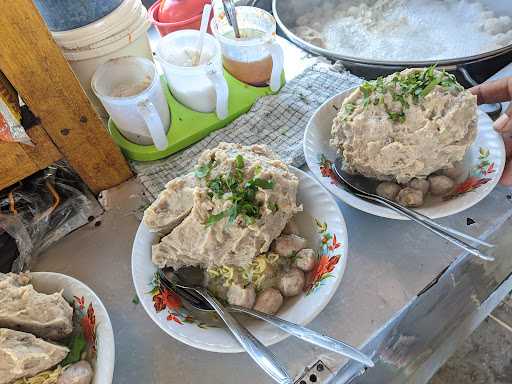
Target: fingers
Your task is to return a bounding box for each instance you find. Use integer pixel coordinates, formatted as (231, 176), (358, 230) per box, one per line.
(493, 103), (512, 133)
(503, 133), (512, 157)
(500, 159), (512, 186)
(470, 77), (512, 105)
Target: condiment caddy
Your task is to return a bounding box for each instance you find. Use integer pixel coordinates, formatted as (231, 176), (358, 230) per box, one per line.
(93, 5), (285, 161)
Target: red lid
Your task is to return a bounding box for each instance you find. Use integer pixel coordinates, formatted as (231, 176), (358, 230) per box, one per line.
(157, 0), (211, 23)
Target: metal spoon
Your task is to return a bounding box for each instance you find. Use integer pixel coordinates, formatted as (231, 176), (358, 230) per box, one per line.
(159, 268), (293, 384)
(222, 0), (241, 38)
(160, 270), (374, 367)
(332, 158), (495, 261)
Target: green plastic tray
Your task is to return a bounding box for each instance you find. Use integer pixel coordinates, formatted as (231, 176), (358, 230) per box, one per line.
(107, 71), (283, 162)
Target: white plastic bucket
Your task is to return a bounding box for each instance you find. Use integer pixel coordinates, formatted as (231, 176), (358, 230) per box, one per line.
(92, 56), (170, 150)
(51, 0), (153, 119)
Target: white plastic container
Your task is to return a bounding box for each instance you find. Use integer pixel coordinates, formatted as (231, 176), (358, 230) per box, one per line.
(156, 30), (228, 119)
(91, 57), (170, 150)
(51, 0), (153, 119)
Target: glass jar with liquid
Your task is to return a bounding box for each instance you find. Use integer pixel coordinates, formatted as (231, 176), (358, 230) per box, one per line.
(211, 6), (284, 91)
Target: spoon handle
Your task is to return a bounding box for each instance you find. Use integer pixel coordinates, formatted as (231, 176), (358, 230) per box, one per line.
(229, 306), (374, 368)
(359, 193), (494, 261)
(196, 288), (293, 384)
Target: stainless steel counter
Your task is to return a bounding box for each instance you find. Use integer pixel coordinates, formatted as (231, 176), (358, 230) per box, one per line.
(34, 36), (512, 384)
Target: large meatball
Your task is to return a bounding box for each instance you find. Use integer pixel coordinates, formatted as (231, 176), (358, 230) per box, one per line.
(57, 361), (93, 384)
(396, 187), (424, 207)
(278, 268), (306, 297)
(272, 235), (307, 257)
(253, 288), (284, 315)
(376, 182), (401, 200)
(227, 284), (256, 309)
(428, 175), (455, 196)
(331, 68), (477, 183)
(293, 249), (317, 272)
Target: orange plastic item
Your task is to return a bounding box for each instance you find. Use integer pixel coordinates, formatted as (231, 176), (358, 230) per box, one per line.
(149, 0), (212, 37)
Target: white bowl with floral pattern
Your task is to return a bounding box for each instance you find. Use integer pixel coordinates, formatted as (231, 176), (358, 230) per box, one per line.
(131, 167), (348, 353)
(30, 272), (115, 384)
(304, 88), (506, 220)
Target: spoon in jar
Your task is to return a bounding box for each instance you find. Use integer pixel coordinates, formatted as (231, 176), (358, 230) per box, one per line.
(159, 268), (293, 384)
(192, 4), (212, 66)
(158, 269), (374, 367)
(331, 158), (495, 261)
(223, 0), (241, 38)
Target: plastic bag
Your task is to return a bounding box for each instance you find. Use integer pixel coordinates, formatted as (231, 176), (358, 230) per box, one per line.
(0, 71), (33, 145)
(0, 162), (101, 272)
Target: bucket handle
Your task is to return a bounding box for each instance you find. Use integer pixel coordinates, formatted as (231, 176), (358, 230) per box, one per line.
(136, 100), (169, 150)
(206, 62), (229, 120)
(265, 40), (284, 92)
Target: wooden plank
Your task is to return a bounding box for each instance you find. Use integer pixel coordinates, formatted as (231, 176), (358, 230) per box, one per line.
(0, 125), (62, 190)
(0, 0), (132, 193)
(24, 124), (63, 168)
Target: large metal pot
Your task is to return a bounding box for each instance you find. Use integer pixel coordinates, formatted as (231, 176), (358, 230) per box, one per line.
(272, 0), (512, 82)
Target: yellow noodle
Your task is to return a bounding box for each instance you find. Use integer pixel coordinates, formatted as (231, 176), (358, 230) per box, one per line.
(13, 366), (63, 384)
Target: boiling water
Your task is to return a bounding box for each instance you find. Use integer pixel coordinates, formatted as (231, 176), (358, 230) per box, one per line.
(295, 0), (512, 61)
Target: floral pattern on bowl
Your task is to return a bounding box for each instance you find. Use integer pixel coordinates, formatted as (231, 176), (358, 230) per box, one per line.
(445, 147), (495, 200)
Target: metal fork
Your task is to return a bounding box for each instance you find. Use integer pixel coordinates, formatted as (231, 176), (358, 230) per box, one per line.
(332, 158), (495, 261)
(158, 270), (374, 368)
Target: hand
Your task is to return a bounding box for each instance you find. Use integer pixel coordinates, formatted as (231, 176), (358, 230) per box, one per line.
(470, 78), (512, 186)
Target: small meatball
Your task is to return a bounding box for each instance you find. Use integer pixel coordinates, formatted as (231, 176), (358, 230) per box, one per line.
(278, 268), (305, 297)
(282, 219), (300, 235)
(253, 288), (283, 315)
(272, 235), (307, 257)
(428, 175), (455, 196)
(226, 284), (256, 309)
(407, 178), (430, 195)
(57, 361), (93, 384)
(376, 182), (401, 201)
(440, 161), (465, 180)
(294, 249), (316, 272)
(396, 187), (424, 207)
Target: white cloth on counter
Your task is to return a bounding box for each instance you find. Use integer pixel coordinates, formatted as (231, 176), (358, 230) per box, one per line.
(132, 63), (362, 199)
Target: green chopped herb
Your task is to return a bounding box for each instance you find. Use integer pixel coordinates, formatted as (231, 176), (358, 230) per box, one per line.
(253, 164), (262, 175)
(387, 111), (406, 123)
(353, 65), (463, 124)
(206, 211), (227, 226)
(249, 178), (275, 189)
(268, 201), (279, 213)
(235, 154), (245, 169)
(204, 157), (275, 226)
(195, 160), (215, 178)
(62, 333), (87, 366)
(132, 295), (140, 305)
